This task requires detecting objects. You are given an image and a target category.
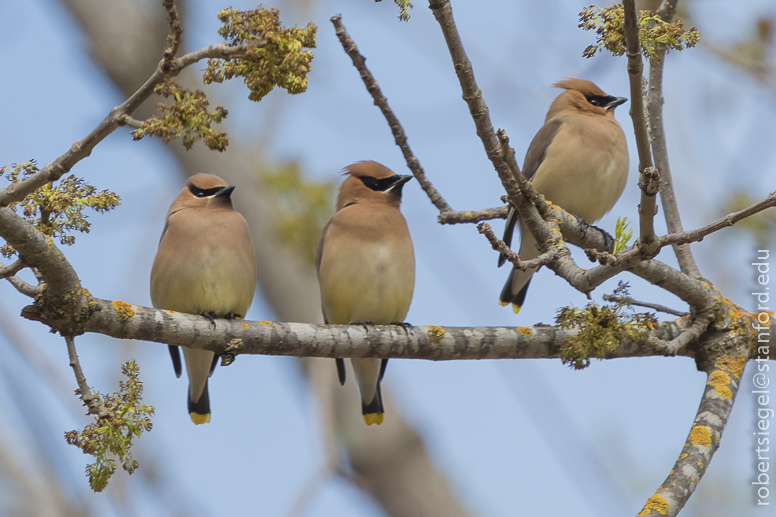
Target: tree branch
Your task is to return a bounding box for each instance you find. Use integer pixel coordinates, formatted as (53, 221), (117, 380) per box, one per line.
(55, 297), (697, 360)
(330, 14), (452, 216)
(5, 274), (44, 298)
(477, 222), (552, 271)
(623, 0), (660, 253)
(647, 0), (701, 279)
(636, 345), (749, 516)
(0, 259), (24, 279)
(65, 335), (111, 419)
(602, 294), (688, 317)
(437, 205), (508, 224)
(0, 37), (251, 208)
(659, 190), (776, 247)
(646, 310), (715, 355)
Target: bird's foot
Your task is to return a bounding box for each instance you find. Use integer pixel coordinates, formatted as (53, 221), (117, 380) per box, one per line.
(391, 321), (413, 335)
(200, 311), (218, 329)
(351, 320), (374, 332)
(224, 313), (243, 320)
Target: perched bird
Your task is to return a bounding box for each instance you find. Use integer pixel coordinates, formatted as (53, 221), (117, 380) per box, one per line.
(151, 174), (257, 424)
(315, 161), (415, 426)
(499, 78), (628, 312)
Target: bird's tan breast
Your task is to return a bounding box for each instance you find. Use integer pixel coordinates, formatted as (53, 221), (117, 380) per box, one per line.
(150, 208), (257, 317)
(318, 205), (415, 325)
(532, 114), (628, 222)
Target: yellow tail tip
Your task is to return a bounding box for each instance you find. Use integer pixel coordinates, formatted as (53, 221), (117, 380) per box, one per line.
(499, 300), (509, 307)
(362, 413), (384, 426)
(512, 303), (522, 314)
(190, 412), (211, 425)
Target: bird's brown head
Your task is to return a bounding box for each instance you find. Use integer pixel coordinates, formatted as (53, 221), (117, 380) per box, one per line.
(336, 161), (413, 211)
(170, 173), (236, 213)
(548, 78), (627, 119)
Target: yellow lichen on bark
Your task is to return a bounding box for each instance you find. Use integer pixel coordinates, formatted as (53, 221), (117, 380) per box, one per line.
(707, 370), (733, 399)
(715, 352), (746, 380)
(112, 301), (135, 322)
(636, 493), (670, 517)
(689, 425), (712, 448)
(428, 326), (445, 345)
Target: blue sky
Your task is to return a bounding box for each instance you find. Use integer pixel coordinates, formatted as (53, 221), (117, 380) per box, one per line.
(1, 0), (775, 516)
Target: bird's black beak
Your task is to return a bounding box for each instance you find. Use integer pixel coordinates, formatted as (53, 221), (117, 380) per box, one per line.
(214, 185), (235, 199)
(605, 97), (628, 112)
(386, 175), (413, 195)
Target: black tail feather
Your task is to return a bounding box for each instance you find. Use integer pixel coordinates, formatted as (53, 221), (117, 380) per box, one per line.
(168, 345), (182, 378)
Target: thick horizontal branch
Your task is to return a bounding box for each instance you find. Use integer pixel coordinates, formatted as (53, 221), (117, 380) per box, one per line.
(61, 298), (697, 361)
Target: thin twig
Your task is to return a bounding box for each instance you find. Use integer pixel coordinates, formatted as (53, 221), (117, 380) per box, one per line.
(65, 336), (111, 419)
(622, 0), (660, 253)
(477, 222), (552, 271)
(119, 115), (144, 129)
(161, 0), (183, 72)
(330, 15), (452, 215)
(602, 294), (688, 316)
(660, 190), (776, 247)
(425, 1), (524, 209)
(437, 206), (508, 224)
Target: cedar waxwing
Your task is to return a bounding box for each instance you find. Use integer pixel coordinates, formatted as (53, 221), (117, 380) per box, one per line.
(315, 161), (415, 426)
(499, 78), (628, 312)
(150, 174), (257, 424)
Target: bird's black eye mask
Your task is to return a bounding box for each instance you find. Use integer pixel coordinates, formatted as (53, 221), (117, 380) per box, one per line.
(585, 94), (613, 107)
(359, 175), (401, 192)
(188, 185), (226, 198)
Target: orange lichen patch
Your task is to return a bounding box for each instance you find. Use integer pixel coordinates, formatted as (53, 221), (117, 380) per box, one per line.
(241, 322), (250, 329)
(259, 320), (273, 326)
(465, 212), (473, 217)
(689, 425), (712, 448)
(428, 326), (445, 345)
(636, 493), (669, 517)
(679, 453), (688, 460)
(708, 370), (733, 399)
(112, 300), (135, 322)
(697, 461), (703, 468)
(517, 326), (533, 337)
(715, 353), (746, 379)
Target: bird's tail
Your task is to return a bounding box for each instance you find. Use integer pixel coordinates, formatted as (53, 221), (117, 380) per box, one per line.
(188, 379), (211, 425)
(499, 268), (533, 314)
(499, 227), (538, 313)
(361, 383), (385, 426)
